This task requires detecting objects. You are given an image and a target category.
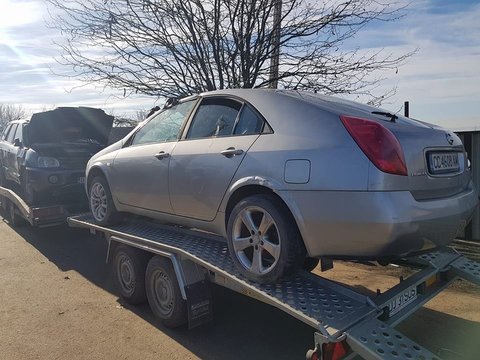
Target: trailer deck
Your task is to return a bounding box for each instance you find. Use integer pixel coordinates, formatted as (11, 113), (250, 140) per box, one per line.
(68, 214), (480, 360)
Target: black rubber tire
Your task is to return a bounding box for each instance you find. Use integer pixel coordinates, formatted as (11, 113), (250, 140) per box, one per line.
(0, 165), (6, 187)
(145, 256), (187, 328)
(7, 199), (26, 227)
(89, 175), (122, 225)
(0, 167), (7, 218)
(226, 194), (306, 284)
(112, 244), (149, 304)
(303, 257), (320, 272)
(21, 182), (37, 205)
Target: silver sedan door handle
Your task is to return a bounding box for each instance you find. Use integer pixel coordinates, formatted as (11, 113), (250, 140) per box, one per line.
(154, 151), (170, 160)
(220, 147), (244, 158)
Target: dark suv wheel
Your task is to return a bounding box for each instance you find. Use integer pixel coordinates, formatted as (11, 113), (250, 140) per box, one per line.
(226, 194), (306, 284)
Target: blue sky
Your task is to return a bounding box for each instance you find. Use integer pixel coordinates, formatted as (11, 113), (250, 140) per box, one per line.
(0, 0), (479, 130)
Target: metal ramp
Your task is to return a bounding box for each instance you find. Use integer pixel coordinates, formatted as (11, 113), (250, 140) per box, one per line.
(68, 214), (480, 360)
(451, 256), (480, 286)
(346, 318), (439, 360)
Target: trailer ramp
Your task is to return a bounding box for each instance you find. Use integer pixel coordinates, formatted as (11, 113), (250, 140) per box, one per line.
(68, 214), (479, 360)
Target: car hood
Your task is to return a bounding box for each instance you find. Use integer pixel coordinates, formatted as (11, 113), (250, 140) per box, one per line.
(28, 107), (114, 146)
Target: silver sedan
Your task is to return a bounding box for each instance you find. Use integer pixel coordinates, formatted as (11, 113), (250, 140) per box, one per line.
(86, 89), (478, 283)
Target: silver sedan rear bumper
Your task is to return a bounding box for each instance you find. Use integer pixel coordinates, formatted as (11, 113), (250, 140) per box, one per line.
(280, 181), (478, 259)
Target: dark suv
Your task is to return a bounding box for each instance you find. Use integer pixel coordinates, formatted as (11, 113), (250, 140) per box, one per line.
(0, 107), (113, 208)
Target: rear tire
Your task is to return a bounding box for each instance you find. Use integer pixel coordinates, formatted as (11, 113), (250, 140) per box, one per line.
(0, 167), (6, 217)
(145, 256), (187, 328)
(0, 165), (6, 187)
(303, 257), (320, 272)
(112, 244), (149, 304)
(227, 194), (306, 284)
(89, 175), (122, 225)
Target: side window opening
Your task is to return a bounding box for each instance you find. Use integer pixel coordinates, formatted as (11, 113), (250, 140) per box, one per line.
(187, 98), (242, 140)
(233, 105), (265, 135)
(131, 100), (196, 146)
(13, 124), (23, 144)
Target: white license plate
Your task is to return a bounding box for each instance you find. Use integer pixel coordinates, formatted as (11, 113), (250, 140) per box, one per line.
(78, 176), (85, 184)
(388, 286), (417, 316)
(429, 152), (460, 174)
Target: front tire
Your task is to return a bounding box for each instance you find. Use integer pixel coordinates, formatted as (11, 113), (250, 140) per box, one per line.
(89, 175), (121, 225)
(145, 256), (187, 328)
(7, 199), (26, 227)
(227, 194), (306, 284)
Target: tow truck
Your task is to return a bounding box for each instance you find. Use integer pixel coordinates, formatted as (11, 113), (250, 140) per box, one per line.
(63, 213), (480, 360)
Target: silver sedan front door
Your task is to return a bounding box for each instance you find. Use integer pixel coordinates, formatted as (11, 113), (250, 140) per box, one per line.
(110, 100), (197, 213)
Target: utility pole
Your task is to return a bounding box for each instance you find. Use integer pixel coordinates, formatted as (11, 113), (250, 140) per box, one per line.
(269, 0), (282, 89)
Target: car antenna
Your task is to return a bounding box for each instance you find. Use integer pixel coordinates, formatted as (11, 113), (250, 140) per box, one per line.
(371, 111), (398, 122)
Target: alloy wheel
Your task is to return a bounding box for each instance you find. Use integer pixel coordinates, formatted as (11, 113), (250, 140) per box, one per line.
(231, 206), (281, 275)
(90, 182), (107, 221)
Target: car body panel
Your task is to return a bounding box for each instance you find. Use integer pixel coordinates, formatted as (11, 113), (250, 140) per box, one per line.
(111, 142), (176, 213)
(280, 181), (477, 257)
(169, 135), (260, 220)
(29, 107), (113, 146)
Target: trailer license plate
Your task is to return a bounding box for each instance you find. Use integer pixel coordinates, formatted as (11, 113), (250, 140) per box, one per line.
(388, 286), (417, 316)
(428, 152), (459, 174)
(78, 176), (85, 184)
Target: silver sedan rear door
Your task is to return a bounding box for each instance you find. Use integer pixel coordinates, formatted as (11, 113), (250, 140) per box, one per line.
(169, 97), (265, 221)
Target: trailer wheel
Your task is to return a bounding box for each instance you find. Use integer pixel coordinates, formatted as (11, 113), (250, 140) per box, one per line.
(113, 245), (148, 304)
(89, 176), (121, 225)
(227, 194), (306, 284)
(145, 256), (187, 328)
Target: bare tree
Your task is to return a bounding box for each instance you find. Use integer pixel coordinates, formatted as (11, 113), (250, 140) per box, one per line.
(47, 0), (413, 102)
(0, 104), (27, 133)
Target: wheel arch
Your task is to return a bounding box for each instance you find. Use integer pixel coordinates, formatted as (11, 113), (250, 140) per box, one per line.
(86, 164), (109, 192)
(223, 180), (304, 243)
(222, 177), (316, 256)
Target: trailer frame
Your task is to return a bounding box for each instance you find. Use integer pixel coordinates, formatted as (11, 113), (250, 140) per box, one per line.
(67, 214), (480, 360)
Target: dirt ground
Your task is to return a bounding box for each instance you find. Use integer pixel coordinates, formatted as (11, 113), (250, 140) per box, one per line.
(0, 218), (479, 360)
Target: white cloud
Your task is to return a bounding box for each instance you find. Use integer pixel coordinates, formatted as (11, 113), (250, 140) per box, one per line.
(0, 0), (41, 30)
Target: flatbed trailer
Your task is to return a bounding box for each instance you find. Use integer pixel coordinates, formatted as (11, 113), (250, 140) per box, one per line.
(0, 185), (84, 227)
(68, 214), (480, 360)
